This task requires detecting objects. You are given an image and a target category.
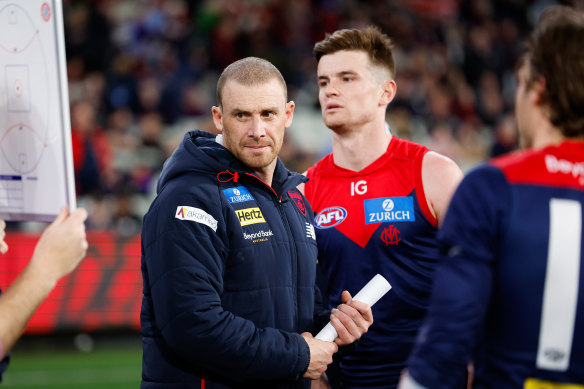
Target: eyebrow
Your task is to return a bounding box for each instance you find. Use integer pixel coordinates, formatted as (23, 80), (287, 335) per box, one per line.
(229, 106), (279, 115)
(318, 70), (359, 80)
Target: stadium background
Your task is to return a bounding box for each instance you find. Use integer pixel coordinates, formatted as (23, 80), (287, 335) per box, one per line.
(1, 0), (581, 387)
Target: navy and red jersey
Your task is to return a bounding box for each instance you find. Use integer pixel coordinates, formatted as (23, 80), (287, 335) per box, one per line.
(305, 136), (441, 388)
(407, 141), (584, 388)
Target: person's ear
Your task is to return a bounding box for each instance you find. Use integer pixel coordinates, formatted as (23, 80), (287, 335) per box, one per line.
(284, 100), (295, 128)
(532, 76), (547, 106)
(380, 79), (397, 106)
(211, 106), (223, 132)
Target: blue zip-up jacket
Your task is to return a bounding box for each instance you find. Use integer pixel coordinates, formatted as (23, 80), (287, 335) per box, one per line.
(141, 130), (329, 388)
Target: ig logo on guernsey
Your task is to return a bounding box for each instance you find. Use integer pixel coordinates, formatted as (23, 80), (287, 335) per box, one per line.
(315, 207), (347, 229)
(364, 197), (415, 224)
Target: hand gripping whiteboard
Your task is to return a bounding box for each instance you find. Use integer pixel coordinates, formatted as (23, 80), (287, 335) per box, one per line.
(0, 0), (76, 221)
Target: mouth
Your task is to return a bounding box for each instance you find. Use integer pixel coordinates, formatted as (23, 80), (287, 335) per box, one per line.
(244, 145), (271, 151)
(325, 103), (343, 112)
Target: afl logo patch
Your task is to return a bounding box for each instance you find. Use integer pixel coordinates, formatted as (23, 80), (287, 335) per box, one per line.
(288, 190), (307, 216)
(315, 206), (347, 229)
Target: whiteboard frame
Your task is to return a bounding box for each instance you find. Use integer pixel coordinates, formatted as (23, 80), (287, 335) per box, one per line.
(0, 0), (76, 222)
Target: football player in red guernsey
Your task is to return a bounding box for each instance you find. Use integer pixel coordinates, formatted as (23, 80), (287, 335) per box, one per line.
(299, 26), (463, 388)
(401, 6), (584, 389)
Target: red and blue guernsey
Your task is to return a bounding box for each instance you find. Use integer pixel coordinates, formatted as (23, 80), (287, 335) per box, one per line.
(305, 136), (441, 388)
(407, 141), (584, 388)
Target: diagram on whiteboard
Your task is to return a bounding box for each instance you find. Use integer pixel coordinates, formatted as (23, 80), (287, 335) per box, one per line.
(0, 0), (75, 222)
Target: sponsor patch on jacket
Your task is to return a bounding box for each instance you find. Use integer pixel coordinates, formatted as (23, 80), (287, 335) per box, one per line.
(315, 206), (347, 229)
(222, 186), (254, 204)
(243, 229), (273, 243)
(175, 206), (218, 231)
(235, 207), (266, 226)
(364, 197), (415, 224)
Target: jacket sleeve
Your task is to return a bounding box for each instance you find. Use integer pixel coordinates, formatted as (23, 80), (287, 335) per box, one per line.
(143, 193), (310, 382)
(406, 165), (510, 388)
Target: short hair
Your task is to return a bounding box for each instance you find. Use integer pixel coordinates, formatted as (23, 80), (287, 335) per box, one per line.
(216, 57), (287, 107)
(313, 26), (396, 79)
(525, 6), (584, 138)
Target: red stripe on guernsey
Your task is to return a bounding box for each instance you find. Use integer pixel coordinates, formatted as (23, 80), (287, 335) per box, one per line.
(306, 137), (436, 247)
(491, 141), (584, 190)
(414, 148), (438, 227)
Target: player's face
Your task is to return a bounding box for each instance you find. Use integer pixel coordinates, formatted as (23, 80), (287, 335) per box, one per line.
(515, 60), (536, 149)
(317, 50), (389, 132)
(212, 79), (294, 177)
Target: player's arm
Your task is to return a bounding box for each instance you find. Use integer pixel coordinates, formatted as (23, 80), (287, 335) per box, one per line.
(0, 207), (88, 358)
(421, 151), (464, 225)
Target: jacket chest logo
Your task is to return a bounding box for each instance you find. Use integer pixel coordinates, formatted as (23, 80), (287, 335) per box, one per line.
(235, 207), (266, 226)
(288, 189), (307, 216)
(222, 186), (254, 204)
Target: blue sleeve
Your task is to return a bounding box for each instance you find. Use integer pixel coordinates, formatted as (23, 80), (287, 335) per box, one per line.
(143, 192), (309, 382)
(407, 164), (510, 388)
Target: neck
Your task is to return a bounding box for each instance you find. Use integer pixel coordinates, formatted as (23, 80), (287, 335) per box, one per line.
(331, 123), (391, 171)
(529, 121), (565, 150)
(252, 159), (277, 187)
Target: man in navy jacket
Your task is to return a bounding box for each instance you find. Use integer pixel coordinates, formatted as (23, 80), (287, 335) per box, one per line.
(141, 57), (373, 388)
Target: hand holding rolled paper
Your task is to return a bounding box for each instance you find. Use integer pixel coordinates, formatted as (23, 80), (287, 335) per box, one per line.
(316, 274), (392, 342)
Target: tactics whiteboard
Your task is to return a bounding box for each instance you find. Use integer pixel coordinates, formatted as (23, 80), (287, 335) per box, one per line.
(0, 0), (75, 222)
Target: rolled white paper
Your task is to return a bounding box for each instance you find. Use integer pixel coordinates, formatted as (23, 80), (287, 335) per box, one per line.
(315, 274), (392, 342)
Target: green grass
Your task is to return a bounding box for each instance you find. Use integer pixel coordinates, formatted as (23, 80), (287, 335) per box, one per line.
(2, 345), (142, 388)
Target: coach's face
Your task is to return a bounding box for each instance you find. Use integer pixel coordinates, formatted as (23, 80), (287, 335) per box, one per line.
(212, 78), (295, 181)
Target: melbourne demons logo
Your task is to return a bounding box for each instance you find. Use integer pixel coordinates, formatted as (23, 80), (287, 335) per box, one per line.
(288, 190), (307, 216)
(380, 225), (401, 245)
(315, 207), (347, 229)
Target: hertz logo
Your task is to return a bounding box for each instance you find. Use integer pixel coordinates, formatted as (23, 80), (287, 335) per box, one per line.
(235, 207), (266, 226)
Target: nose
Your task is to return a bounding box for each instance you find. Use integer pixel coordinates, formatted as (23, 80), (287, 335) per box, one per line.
(323, 80), (339, 97)
(248, 114), (266, 140)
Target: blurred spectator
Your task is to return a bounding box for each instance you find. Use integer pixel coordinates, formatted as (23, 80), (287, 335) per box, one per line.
(70, 100), (112, 196)
(60, 0), (574, 232)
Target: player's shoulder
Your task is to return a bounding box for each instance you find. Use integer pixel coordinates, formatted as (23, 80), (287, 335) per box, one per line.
(490, 142), (584, 189)
(489, 148), (539, 170)
(389, 136), (430, 159)
(306, 153), (334, 178)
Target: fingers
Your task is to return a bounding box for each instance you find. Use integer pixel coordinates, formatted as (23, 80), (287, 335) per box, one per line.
(69, 208), (88, 223)
(0, 219), (5, 242)
(302, 332), (338, 379)
(0, 241), (8, 254)
(0, 219), (7, 254)
(70, 209), (89, 252)
(331, 308), (361, 344)
(331, 293), (374, 346)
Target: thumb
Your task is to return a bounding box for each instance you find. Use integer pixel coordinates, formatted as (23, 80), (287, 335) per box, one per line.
(341, 290), (352, 304)
(69, 208), (88, 224)
(51, 206), (69, 226)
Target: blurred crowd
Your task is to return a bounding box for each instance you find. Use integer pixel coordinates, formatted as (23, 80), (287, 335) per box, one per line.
(61, 0), (579, 235)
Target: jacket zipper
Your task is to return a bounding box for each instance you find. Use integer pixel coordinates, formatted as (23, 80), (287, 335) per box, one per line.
(243, 172), (300, 331)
